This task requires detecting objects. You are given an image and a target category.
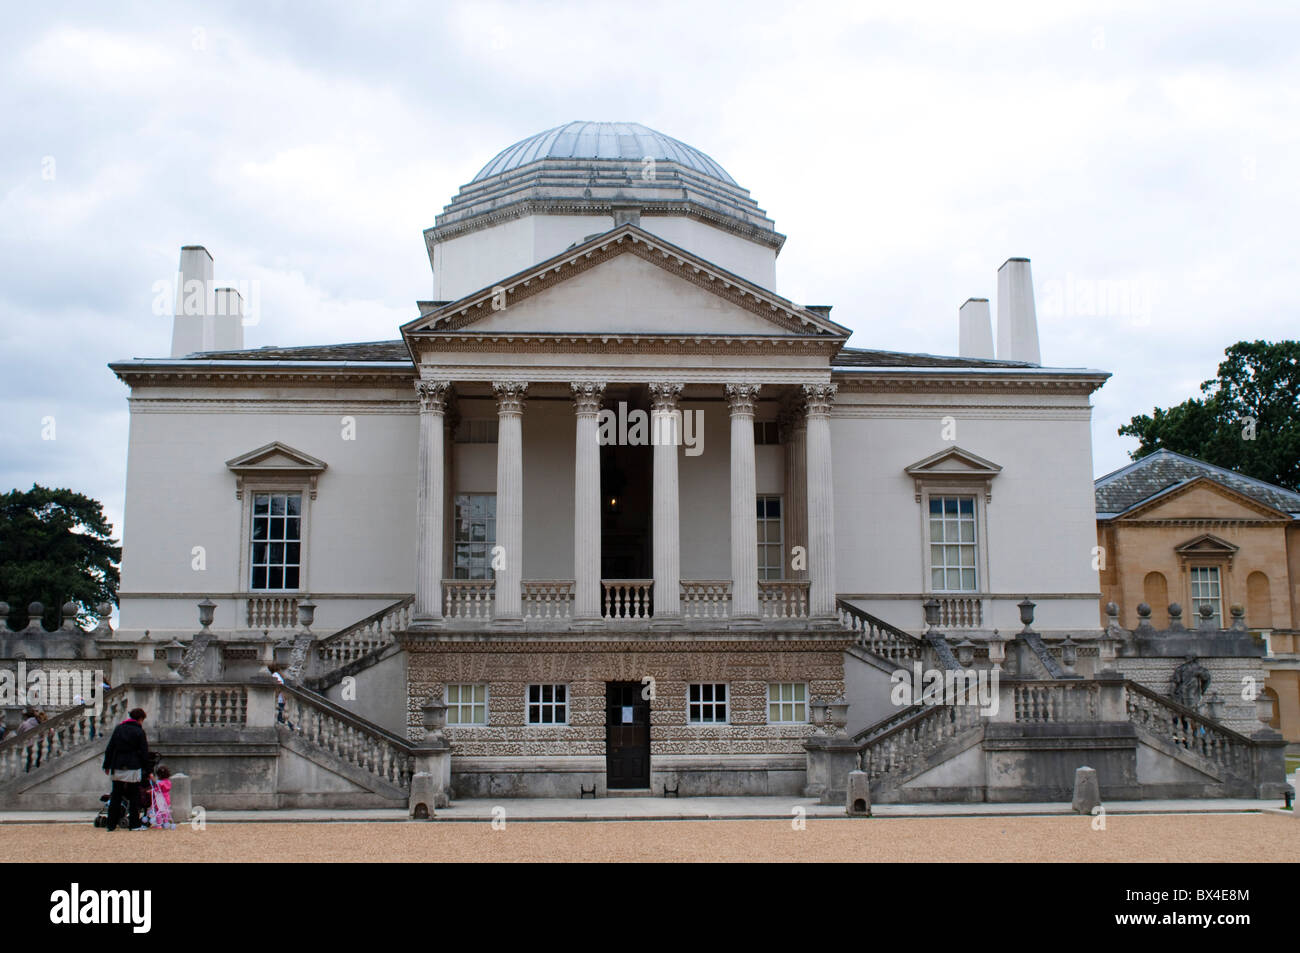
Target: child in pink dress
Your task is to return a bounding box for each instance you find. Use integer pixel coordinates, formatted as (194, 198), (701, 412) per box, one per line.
(149, 764), (175, 829)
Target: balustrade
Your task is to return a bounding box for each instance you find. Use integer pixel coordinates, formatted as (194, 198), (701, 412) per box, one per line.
(759, 580), (810, 619)
(602, 580), (654, 620)
(443, 580), (495, 620)
(681, 580), (731, 619)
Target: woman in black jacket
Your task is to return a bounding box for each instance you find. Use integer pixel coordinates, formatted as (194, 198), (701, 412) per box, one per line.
(102, 708), (150, 831)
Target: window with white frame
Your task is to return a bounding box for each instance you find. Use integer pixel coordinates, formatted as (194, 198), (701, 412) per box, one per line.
(445, 684), (488, 725)
(527, 684), (567, 724)
(768, 683), (807, 723)
(688, 683), (728, 724)
(250, 492), (302, 590)
(928, 496), (978, 592)
(1189, 567), (1223, 626)
(453, 494), (496, 579)
(757, 495), (783, 580)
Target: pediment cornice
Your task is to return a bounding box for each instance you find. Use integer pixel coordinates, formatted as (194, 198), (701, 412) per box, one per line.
(1118, 475), (1290, 523)
(403, 225), (850, 344)
(226, 441), (327, 499)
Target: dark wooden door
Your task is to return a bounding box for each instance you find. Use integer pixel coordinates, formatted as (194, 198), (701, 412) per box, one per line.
(605, 681), (650, 788)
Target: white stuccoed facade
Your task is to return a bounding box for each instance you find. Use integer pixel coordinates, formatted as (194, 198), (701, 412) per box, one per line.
(109, 121), (1109, 796)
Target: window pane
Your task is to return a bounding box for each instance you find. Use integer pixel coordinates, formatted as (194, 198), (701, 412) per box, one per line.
(284, 567), (300, 589)
(929, 499), (942, 515)
(931, 568), (945, 589)
(959, 498), (974, 515)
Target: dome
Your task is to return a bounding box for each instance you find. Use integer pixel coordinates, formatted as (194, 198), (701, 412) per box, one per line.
(472, 121), (737, 185)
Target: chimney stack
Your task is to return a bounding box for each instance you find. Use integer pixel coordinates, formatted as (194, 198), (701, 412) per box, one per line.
(996, 257), (1041, 364)
(169, 246), (243, 357)
(958, 298), (994, 359)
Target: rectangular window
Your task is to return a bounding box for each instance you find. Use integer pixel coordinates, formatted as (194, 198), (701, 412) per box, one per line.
(688, 683), (728, 724)
(527, 684), (567, 725)
(928, 496), (977, 592)
(1190, 567), (1222, 627)
(757, 496), (784, 580)
(455, 419), (499, 443)
(446, 684), (488, 726)
(768, 682), (807, 724)
(753, 420), (781, 445)
(250, 492), (302, 590)
(453, 494), (497, 579)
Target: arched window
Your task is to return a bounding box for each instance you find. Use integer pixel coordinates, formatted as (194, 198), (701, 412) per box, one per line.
(1143, 571), (1168, 626)
(1247, 571), (1273, 629)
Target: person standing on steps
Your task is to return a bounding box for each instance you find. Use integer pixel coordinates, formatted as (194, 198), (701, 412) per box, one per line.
(102, 707), (151, 831)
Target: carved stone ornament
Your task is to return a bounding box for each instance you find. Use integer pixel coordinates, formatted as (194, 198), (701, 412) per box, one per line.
(415, 380), (450, 414)
(570, 381), (607, 415)
(492, 380), (528, 414)
(647, 381), (684, 411)
(725, 383), (761, 416)
(801, 382), (837, 416)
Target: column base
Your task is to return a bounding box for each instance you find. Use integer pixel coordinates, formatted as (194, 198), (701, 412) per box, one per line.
(490, 616), (524, 630)
(728, 614), (762, 630)
(807, 614), (843, 631)
(572, 615), (604, 628)
(650, 615), (683, 629)
(408, 616), (445, 632)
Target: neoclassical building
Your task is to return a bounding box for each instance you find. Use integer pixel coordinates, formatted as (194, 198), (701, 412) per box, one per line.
(109, 121), (1110, 796)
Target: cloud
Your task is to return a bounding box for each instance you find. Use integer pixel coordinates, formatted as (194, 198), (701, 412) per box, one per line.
(2, 0), (1298, 550)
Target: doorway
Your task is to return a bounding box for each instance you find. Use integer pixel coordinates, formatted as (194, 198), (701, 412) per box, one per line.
(605, 681), (650, 788)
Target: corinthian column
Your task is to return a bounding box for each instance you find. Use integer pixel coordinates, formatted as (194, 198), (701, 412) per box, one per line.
(804, 383), (838, 619)
(649, 382), (684, 621)
(572, 381), (606, 621)
(780, 397), (808, 581)
(493, 381), (527, 624)
(727, 383), (761, 621)
(414, 380), (449, 624)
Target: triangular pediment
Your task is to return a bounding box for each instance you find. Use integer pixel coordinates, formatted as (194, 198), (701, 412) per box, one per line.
(401, 224), (849, 341)
(905, 446), (1003, 478)
(904, 447), (1002, 503)
(1174, 533), (1239, 557)
(1123, 477), (1288, 522)
(225, 442), (327, 472)
(225, 442), (327, 500)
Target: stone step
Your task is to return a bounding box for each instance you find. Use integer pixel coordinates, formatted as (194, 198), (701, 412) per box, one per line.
(604, 788), (655, 798)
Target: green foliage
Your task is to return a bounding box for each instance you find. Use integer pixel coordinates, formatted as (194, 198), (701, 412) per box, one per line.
(1119, 340), (1300, 492)
(0, 484), (120, 631)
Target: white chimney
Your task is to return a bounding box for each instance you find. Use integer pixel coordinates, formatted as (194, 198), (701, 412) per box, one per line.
(958, 297), (994, 359)
(169, 246), (243, 356)
(170, 245), (213, 357)
(210, 287), (244, 352)
(996, 257), (1041, 364)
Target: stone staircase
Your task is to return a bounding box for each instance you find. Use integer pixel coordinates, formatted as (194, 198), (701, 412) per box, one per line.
(296, 596), (413, 691)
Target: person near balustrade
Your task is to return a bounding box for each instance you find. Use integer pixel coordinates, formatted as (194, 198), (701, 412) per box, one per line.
(102, 707), (150, 831)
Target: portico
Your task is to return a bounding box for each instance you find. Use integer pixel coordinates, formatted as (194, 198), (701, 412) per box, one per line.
(409, 375), (839, 629)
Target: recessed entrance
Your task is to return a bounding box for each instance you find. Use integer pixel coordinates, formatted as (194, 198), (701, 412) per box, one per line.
(605, 681), (650, 789)
(600, 387), (652, 580)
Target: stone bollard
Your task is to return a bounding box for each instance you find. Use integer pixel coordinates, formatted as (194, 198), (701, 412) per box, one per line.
(846, 770), (871, 817)
(409, 772), (438, 820)
(1071, 766), (1100, 815)
(170, 773), (193, 825)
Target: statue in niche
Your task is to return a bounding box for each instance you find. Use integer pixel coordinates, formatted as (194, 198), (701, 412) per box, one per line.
(1170, 655), (1211, 710)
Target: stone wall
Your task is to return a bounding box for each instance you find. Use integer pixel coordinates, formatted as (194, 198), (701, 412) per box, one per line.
(1113, 656), (1267, 736)
(406, 638), (846, 795)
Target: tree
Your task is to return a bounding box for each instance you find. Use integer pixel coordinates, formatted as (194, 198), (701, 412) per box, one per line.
(1118, 340), (1300, 492)
(0, 485), (121, 631)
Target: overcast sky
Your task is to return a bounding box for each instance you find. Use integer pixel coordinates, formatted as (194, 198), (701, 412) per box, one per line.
(3, 2), (1297, 542)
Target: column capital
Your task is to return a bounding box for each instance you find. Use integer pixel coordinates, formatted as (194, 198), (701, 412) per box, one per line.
(802, 383), (837, 417)
(492, 380), (528, 414)
(724, 383), (761, 416)
(415, 380), (450, 414)
(648, 381), (684, 411)
(570, 381), (607, 415)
